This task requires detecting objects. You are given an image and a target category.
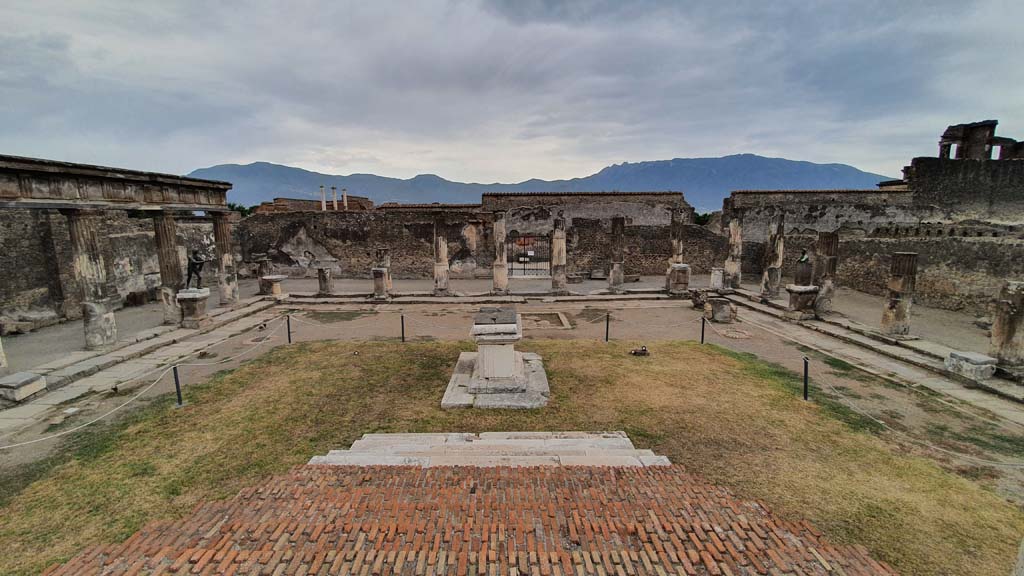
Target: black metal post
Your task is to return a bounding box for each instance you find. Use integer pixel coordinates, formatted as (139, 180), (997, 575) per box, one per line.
(803, 356), (809, 400)
(700, 316), (706, 344)
(287, 314), (292, 344)
(173, 365), (183, 407)
(401, 315), (406, 342)
(605, 313), (610, 342)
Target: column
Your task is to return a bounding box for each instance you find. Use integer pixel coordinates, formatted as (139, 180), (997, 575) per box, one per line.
(0, 335), (7, 372)
(433, 218), (450, 295)
(881, 252), (918, 336)
(372, 268), (389, 301)
(551, 218), (568, 293)
(153, 212), (184, 324)
(320, 185), (326, 211)
(64, 209), (118, 348)
(342, 188), (349, 211)
(813, 231), (839, 315)
(491, 211), (509, 294)
(669, 209), (685, 264)
(990, 281), (1024, 366)
(332, 186), (338, 211)
(759, 213), (785, 299)
(375, 248), (392, 292)
(608, 216), (625, 292)
(723, 217), (742, 289)
(316, 258), (337, 295)
(213, 212), (239, 306)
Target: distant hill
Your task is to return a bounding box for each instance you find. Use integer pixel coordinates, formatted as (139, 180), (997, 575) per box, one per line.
(189, 154), (892, 213)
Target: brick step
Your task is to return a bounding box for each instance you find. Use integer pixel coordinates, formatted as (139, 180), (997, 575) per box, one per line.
(48, 464), (897, 575)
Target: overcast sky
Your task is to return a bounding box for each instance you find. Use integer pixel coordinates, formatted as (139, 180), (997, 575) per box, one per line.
(2, 0), (1021, 182)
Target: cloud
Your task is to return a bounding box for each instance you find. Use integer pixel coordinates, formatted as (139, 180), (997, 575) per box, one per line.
(0, 0), (1021, 182)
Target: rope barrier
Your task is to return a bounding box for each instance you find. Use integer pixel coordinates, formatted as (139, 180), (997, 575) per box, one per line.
(0, 316), (289, 451)
(736, 314), (1024, 468)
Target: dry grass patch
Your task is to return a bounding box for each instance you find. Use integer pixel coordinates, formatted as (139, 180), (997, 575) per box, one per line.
(0, 340), (1022, 575)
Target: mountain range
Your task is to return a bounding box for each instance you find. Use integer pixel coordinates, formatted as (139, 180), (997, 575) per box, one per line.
(188, 154), (892, 213)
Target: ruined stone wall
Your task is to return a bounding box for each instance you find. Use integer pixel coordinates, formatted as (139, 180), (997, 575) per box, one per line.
(484, 193), (694, 237)
(907, 157), (1024, 223)
(566, 220), (762, 276)
(237, 210), (494, 279)
(834, 236), (1024, 315)
(726, 190), (923, 242)
(0, 209), (214, 329)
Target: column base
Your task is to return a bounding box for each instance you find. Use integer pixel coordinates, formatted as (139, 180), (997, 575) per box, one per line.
(160, 286), (181, 325)
(218, 273), (239, 306)
(608, 263), (625, 293)
(83, 299), (118, 349)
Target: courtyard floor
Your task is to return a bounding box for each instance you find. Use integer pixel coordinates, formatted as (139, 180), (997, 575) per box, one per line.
(1, 274), (995, 374)
(2, 339), (1022, 575)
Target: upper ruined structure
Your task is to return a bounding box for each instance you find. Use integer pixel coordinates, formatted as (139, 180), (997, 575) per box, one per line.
(938, 120), (1024, 160)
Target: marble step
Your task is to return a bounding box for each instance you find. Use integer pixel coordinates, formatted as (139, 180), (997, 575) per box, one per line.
(310, 432), (671, 467)
(311, 451), (669, 468)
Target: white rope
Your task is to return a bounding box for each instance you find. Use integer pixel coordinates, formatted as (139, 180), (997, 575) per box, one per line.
(736, 315), (1024, 468)
(0, 316), (288, 451)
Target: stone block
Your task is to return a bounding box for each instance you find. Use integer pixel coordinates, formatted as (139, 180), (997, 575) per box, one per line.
(709, 267), (725, 291)
(261, 275), (289, 300)
(0, 372), (46, 402)
(944, 350), (997, 380)
(666, 263), (690, 296)
(176, 288), (212, 330)
(704, 297), (736, 323)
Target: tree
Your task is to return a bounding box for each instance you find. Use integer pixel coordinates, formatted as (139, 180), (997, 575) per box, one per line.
(227, 202), (254, 217)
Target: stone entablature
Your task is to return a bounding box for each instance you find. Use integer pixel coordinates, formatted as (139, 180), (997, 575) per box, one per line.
(0, 154), (231, 212)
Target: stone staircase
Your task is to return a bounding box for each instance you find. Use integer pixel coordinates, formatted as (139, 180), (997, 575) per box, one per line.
(308, 431), (671, 467)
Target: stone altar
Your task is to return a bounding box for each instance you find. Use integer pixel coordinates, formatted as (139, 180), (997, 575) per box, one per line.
(176, 288), (212, 329)
(442, 306), (549, 409)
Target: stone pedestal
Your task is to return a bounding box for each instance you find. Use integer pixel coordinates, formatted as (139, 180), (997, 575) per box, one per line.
(666, 263), (690, 296)
(254, 255), (271, 291)
(492, 212), (509, 295)
(723, 218), (743, 289)
(813, 231), (839, 316)
(785, 284), (819, 320)
(372, 267), (390, 301)
(442, 307), (549, 409)
(375, 249), (393, 292)
(0, 371), (46, 403)
(176, 288), (212, 329)
(710, 267), (725, 291)
(881, 252), (917, 336)
(550, 218), (568, 294)
(262, 275), (288, 300)
(990, 280), (1024, 366)
(945, 351), (998, 380)
(704, 298), (736, 323)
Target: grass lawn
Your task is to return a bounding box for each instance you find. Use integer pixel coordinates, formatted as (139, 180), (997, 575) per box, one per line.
(1, 339), (1022, 575)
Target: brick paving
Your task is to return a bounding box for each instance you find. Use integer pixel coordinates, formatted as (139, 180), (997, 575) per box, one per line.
(47, 465), (896, 575)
